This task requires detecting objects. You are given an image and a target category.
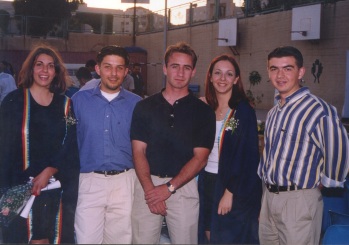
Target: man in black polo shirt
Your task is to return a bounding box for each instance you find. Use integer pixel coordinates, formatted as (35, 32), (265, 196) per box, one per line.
(130, 42), (216, 244)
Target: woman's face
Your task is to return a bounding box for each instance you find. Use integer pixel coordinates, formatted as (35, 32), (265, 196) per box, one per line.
(210, 60), (239, 95)
(32, 53), (56, 89)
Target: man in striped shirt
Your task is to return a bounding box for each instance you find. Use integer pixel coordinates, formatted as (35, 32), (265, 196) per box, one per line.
(258, 46), (349, 245)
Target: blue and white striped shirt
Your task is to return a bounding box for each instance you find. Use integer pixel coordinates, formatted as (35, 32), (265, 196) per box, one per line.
(258, 87), (349, 188)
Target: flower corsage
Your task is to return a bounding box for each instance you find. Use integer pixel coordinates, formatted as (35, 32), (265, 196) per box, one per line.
(225, 117), (239, 135)
(64, 109), (78, 127)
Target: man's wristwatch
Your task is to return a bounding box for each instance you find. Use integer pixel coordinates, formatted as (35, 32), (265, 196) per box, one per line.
(166, 181), (176, 194)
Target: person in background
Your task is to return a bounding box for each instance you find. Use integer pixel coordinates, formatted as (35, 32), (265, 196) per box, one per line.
(258, 46), (349, 245)
(75, 66), (92, 88)
(0, 44), (79, 244)
(1, 60), (15, 77)
(130, 42), (216, 244)
(65, 66), (94, 98)
(0, 60), (17, 105)
(131, 63), (144, 97)
(72, 45), (141, 244)
(122, 73), (135, 92)
(198, 54), (261, 244)
(85, 59), (100, 79)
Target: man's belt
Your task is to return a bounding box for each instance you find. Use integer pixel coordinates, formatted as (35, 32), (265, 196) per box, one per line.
(93, 169), (130, 176)
(151, 173), (173, 178)
(266, 183), (299, 193)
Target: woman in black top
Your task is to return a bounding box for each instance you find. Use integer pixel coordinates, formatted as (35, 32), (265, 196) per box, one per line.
(0, 44), (79, 244)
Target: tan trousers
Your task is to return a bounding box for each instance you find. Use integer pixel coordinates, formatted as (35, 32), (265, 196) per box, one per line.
(132, 176), (199, 244)
(259, 186), (323, 245)
(74, 170), (136, 244)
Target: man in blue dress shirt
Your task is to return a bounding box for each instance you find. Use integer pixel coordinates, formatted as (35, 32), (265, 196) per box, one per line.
(72, 46), (141, 244)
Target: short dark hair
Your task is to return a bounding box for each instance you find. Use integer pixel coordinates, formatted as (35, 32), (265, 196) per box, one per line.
(96, 46), (130, 66)
(76, 67), (92, 81)
(164, 42), (197, 68)
(85, 59), (97, 68)
(268, 46), (303, 68)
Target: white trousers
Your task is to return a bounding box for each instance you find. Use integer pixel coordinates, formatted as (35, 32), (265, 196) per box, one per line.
(74, 170), (136, 244)
(132, 176), (199, 244)
(259, 186), (323, 245)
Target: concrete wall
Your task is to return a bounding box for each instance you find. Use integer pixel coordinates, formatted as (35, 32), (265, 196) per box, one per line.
(136, 1), (349, 115)
(1, 1), (348, 114)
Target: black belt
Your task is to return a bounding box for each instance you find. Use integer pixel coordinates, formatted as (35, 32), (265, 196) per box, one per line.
(94, 168), (130, 176)
(266, 183), (299, 193)
(152, 173), (173, 178)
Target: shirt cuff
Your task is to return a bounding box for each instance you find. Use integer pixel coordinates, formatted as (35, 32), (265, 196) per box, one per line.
(321, 173), (345, 188)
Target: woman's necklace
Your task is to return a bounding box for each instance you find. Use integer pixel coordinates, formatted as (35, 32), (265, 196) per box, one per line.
(216, 106), (229, 120)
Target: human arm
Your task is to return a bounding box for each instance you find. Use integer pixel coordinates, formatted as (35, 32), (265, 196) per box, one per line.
(31, 167), (58, 195)
(218, 189), (233, 215)
(219, 102), (261, 199)
(144, 100), (215, 203)
(0, 90), (23, 189)
(41, 97), (78, 190)
(319, 111), (349, 187)
(132, 140), (167, 216)
(145, 147), (210, 205)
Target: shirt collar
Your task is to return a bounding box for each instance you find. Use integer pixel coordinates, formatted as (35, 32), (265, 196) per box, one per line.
(92, 84), (126, 101)
(275, 87), (310, 107)
(160, 88), (193, 103)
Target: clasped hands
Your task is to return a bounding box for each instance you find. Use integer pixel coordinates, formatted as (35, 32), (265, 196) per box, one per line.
(145, 184), (172, 216)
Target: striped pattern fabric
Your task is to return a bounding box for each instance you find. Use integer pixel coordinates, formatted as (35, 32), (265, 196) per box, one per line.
(21, 89), (66, 242)
(22, 89), (30, 170)
(258, 87), (349, 188)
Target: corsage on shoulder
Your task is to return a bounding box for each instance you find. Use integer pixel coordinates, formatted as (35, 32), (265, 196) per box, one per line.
(225, 117), (239, 135)
(64, 109), (77, 127)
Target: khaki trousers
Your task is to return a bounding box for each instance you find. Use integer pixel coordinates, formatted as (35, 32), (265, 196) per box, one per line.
(132, 176), (199, 244)
(259, 186), (323, 245)
(74, 170), (136, 244)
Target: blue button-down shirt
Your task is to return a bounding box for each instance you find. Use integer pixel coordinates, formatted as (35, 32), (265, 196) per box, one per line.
(72, 86), (141, 172)
(258, 87), (349, 188)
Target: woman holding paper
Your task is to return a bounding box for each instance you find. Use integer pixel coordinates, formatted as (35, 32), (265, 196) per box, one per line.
(0, 44), (79, 244)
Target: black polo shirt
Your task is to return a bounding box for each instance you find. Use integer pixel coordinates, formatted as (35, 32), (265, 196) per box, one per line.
(131, 91), (215, 177)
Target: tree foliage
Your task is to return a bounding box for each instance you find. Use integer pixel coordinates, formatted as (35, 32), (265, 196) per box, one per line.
(13, 0), (83, 36)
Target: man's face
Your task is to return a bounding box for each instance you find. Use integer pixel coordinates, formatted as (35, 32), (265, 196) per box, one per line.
(96, 55), (128, 93)
(268, 56), (305, 99)
(133, 66), (141, 74)
(163, 52), (196, 90)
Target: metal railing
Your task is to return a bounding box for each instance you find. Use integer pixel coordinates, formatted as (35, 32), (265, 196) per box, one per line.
(0, 0), (336, 38)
